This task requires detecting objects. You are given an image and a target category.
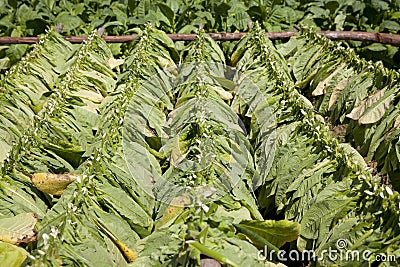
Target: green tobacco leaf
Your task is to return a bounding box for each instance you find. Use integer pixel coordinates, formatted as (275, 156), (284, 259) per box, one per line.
(236, 220), (300, 249)
(98, 185), (153, 232)
(300, 196), (354, 240)
(292, 44), (321, 82)
(1, 183), (47, 218)
(365, 43), (387, 52)
(0, 241), (29, 267)
(0, 213), (38, 245)
(380, 20), (400, 31)
(211, 206), (252, 224)
(55, 12), (84, 32)
(158, 4), (174, 22)
(190, 235), (287, 267)
(0, 57), (10, 70)
(61, 239), (116, 266)
(132, 224), (185, 266)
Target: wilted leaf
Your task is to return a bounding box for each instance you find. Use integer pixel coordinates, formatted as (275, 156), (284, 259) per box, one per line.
(31, 173), (78, 196)
(73, 90), (105, 104)
(107, 58), (124, 69)
(346, 88), (394, 124)
(0, 213), (38, 245)
(313, 64), (345, 96)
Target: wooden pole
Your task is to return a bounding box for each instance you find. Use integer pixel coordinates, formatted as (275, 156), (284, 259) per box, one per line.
(0, 31), (399, 46)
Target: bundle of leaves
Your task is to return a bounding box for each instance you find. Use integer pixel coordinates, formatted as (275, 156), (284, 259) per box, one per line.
(0, 24), (398, 267)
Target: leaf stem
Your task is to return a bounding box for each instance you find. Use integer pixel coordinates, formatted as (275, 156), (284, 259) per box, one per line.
(187, 240), (240, 267)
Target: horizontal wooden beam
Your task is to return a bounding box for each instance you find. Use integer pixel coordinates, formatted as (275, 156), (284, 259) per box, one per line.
(0, 31), (399, 46)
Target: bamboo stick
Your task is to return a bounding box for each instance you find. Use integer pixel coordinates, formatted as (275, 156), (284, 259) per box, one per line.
(0, 31), (399, 45)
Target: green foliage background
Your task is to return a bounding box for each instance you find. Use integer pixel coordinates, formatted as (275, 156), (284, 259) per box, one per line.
(0, 0), (399, 69)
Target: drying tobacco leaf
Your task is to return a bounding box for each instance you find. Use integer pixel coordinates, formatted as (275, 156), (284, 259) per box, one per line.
(0, 213), (38, 245)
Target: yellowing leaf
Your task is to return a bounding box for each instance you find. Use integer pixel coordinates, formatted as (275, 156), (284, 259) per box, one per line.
(312, 63), (345, 96)
(393, 114), (400, 129)
(155, 55), (176, 70)
(315, 114), (325, 123)
(230, 50), (242, 67)
(82, 105), (99, 114)
(0, 241), (29, 267)
(73, 90), (104, 104)
(107, 58), (124, 69)
(0, 143), (12, 163)
(212, 86), (233, 100)
(155, 194), (191, 229)
(115, 240), (137, 262)
(359, 100), (394, 125)
(346, 88), (394, 124)
(346, 89), (386, 121)
(0, 213), (38, 245)
(31, 173), (78, 196)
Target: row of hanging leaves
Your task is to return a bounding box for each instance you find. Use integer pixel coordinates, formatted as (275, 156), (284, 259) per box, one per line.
(0, 24), (398, 267)
(0, 26), (295, 266)
(279, 27), (400, 190)
(0, 27), (128, 265)
(232, 24), (399, 266)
